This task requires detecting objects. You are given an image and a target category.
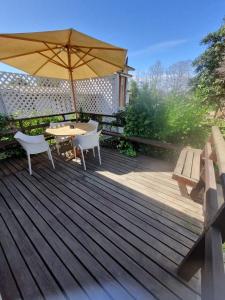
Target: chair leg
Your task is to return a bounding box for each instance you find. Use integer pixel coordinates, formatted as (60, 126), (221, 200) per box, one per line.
(93, 148), (95, 158)
(73, 147), (76, 159)
(47, 149), (55, 169)
(97, 146), (101, 165)
(81, 149), (86, 171)
(27, 153), (32, 175)
(56, 142), (60, 155)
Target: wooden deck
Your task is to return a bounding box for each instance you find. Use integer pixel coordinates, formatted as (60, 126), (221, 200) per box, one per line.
(0, 147), (203, 300)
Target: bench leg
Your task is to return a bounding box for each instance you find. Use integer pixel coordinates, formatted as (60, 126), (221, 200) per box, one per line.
(178, 182), (190, 198)
(190, 179), (205, 204)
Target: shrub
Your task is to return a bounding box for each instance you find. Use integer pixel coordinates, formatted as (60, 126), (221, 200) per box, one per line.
(125, 83), (166, 140)
(118, 140), (137, 157)
(124, 83), (210, 149)
(159, 93), (209, 147)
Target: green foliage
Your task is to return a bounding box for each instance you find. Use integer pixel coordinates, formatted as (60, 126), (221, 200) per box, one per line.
(193, 21), (225, 108)
(129, 80), (139, 103)
(125, 83), (166, 139)
(124, 83), (210, 148)
(159, 94), (209, 146)
(118, 140), (137, 157)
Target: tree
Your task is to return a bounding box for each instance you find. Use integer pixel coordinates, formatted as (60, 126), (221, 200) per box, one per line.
(193, 21), (225, 113)
(166, 60), (192, 94)
(129, 79), (139, 103)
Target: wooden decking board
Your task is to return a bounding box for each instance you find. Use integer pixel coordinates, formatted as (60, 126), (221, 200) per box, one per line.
(94, 155), (201, 215)
(2, 177), (111, 300)
(52, 154), (202, 234)
(22, 173), (161, 300)
(0, 241), (22, 300)
(0, 148), (202, 299)
(39, 158), (191, 254)
(32, 169), (181, 299)
(55, 160), (195, 248)
(96, 152), (186, 196)
(49, 158), (194, 250)
(44, 157), (201, 286)
(100, 151), (188, 193)
(82, 157), (203, 226)
(0, 181), (89, 300)
(92, 153), (202, 211)
(0, 214), (43, 300)
(0, 193), (66, 300)
(11, 172), (134, 300)
(31, 166), (200, 299)
(94, 170), (201, 220)
(17, 171), (155, 300)
(36, 166), (185, 265)
(8, 155), (203, 239)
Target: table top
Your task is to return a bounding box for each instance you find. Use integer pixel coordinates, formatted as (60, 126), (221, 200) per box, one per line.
(45, 123), (95, 136)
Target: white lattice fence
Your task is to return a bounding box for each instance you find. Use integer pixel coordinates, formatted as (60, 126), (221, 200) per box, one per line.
(0, 71), (119, 118)
(75, 75), (119, 115)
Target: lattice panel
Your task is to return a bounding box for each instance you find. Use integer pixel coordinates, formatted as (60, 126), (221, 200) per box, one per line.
(0, 72), (119, 118)
(74, 75), (119, 115)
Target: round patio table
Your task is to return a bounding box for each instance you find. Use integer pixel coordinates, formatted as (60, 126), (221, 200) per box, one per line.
(46, 122), (96, 159)
(45, 122), (95, 137)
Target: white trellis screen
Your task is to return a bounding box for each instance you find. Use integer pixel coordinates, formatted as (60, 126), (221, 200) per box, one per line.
(0, 71), (120, 119)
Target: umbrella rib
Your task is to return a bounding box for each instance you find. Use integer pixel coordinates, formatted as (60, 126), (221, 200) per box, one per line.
(73, 49), (99, 76)
(72, 44), (125, 51)
(67, 29), (73, 45)
(71, 46), (123, 69)
(38, 53), (68, 69)
(71, 49), (92, 69)
(0, 46), (61, 61)
(44, 43), (68, 67)
(73, 57), (96, 70)
(32, 49), (63, 75)
(0, 34), (65, 46)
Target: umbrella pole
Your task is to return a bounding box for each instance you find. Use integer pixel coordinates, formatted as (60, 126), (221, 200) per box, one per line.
(67, 45), (78, 121)
(69, 68), (78, 121)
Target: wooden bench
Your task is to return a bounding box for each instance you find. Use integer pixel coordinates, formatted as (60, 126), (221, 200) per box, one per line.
(177, 126), (225, 300)
(172, 147), (203, 198)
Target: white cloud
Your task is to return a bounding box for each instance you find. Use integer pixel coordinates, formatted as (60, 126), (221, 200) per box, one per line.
(129, 39), (188, 57)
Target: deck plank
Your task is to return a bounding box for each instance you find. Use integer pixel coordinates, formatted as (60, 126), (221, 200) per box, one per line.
(0, 148), (203, 300)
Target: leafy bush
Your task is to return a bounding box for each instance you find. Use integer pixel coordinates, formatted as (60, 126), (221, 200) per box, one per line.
(124, 82), (210, 149)
(118, 140), (137, 157)
(125, 83), (166, 139)
(159, 94), (209, 146)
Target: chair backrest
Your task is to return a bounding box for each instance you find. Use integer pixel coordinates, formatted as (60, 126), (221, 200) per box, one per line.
(88, 119), (99, 132)
(50, 121), (71, 128)
(14, 131), (47, 154)
(75, 131), (101, 150)
(14, 131), (45, 144)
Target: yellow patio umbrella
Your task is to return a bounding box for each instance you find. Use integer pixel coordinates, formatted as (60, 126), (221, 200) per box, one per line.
(0, 28), (127, 113)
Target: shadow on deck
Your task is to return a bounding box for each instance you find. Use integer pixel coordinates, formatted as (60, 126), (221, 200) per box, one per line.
(0, 147), (203, 300)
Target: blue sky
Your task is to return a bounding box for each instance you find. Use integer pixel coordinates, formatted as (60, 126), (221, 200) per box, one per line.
(0, 0), (224, 72)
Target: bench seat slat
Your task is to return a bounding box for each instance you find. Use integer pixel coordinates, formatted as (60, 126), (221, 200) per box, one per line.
(174, 148), (187, 175)
(173, 147), (201, 187)
(182, 150), (194, 178)
(191, 150), (202, 181)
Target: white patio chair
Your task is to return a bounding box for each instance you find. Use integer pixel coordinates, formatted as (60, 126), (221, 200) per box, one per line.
(87, 119), (99, 133)
(14, 131), (55, 175)
(72, 131), (101, 171)
(50, 121), (71, 155)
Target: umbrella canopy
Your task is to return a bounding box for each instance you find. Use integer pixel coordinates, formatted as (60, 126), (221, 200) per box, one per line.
(0, 28), (127, 111)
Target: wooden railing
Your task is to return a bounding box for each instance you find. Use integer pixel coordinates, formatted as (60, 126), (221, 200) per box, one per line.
(0, 112), (124, 150)
(178, 126), (225, 300)
(0, 111), (181, 152)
